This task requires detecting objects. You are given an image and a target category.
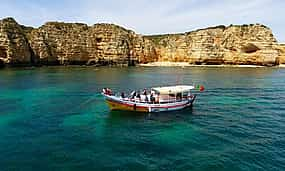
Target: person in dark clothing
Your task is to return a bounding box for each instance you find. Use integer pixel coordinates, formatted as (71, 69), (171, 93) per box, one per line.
(176, 93), (182, 101)
(150, 93), (155, 103)
(145, 95), (149, 102)
(136, 92), (141, 98)
(136, 92), (141, 101)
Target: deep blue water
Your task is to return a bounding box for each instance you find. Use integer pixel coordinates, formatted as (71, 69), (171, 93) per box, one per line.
(0, 66), (285, 171)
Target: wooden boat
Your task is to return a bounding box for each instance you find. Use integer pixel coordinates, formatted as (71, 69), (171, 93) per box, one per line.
(102, 85), (204, 113)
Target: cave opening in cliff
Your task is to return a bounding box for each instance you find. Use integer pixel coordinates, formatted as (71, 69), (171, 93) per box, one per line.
(241, 43), (260, 53)
(0, 46), (7, 58)
(96, 37), (102, 43)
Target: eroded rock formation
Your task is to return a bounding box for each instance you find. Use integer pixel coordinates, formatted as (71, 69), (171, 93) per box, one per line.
(276, 44), (285, 64)
(0, 18), (32, 65)
(144, 24), (280, 66)
(0, 17), (283, 66)
(27, 22), (156, 66)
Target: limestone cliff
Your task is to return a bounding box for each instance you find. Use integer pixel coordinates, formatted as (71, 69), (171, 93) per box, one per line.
(0, 18), (32, 65)
(0, 17), (283, 66)
(28, 22), (156, 65)
(276, 44), (285, 64)
(0, 18), (157, 66)
(144, 24), (279, 66)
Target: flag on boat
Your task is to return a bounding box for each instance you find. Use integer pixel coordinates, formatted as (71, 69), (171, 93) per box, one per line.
(195, 85), (205, 92)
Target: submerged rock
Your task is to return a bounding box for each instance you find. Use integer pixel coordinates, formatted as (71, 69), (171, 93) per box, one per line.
(0, 17), (283, 66)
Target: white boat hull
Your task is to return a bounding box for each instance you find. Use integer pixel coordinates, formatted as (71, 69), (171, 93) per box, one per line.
(103, 94), (196, 113)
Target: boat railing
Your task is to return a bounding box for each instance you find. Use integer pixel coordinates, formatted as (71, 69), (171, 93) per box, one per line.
(113, 89), (195, 104)
(118, 94), (194, 104)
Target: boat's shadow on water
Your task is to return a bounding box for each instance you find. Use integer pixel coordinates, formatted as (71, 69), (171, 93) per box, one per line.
(107, 107), (195, 122)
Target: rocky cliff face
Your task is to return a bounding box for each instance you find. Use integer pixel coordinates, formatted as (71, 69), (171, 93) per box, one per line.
(144, 24), (279, 66)
(0, 17), (283, 66)
(0, 18), (157, 66)
(0, 18), (32, 65)
(276, 44), (285, 64)
(28, 22), (156, 66)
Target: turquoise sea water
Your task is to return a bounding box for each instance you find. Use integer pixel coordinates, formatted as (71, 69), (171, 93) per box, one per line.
(0, 66), (284, 171)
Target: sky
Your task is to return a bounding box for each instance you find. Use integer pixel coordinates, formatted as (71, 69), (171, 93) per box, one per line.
(0, 0), (284, 42)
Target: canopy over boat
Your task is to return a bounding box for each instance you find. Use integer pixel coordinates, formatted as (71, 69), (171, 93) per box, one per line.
(152, 85), (195, 94)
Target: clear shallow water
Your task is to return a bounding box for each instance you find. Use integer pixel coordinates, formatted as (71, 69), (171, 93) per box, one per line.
(0, 66), (285, 171)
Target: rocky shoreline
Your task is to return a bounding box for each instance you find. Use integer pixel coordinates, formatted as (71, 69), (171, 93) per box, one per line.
(139, 62), (266, 67)
(0, 17), (285, 67)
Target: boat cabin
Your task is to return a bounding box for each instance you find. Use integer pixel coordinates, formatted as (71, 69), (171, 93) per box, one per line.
(151, 85), (194, 103)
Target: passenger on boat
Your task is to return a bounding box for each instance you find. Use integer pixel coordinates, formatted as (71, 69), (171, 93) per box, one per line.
(121, 92), (125, 99)
(176, 92), (182, 102)
(106, 88), (112, 95)
(142, 89), (148, 102)
(103, 88), (112, 95)
(143, 89), (147, 96)
(130, 91), (136, 99)
(135, 92), (141, 102)
(155, 93), (160, 103)
(145, 95), (149, 102)
(136, 92), (141, 99)
(102, 88), (107, 94)
(150, 93), (155, 103)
